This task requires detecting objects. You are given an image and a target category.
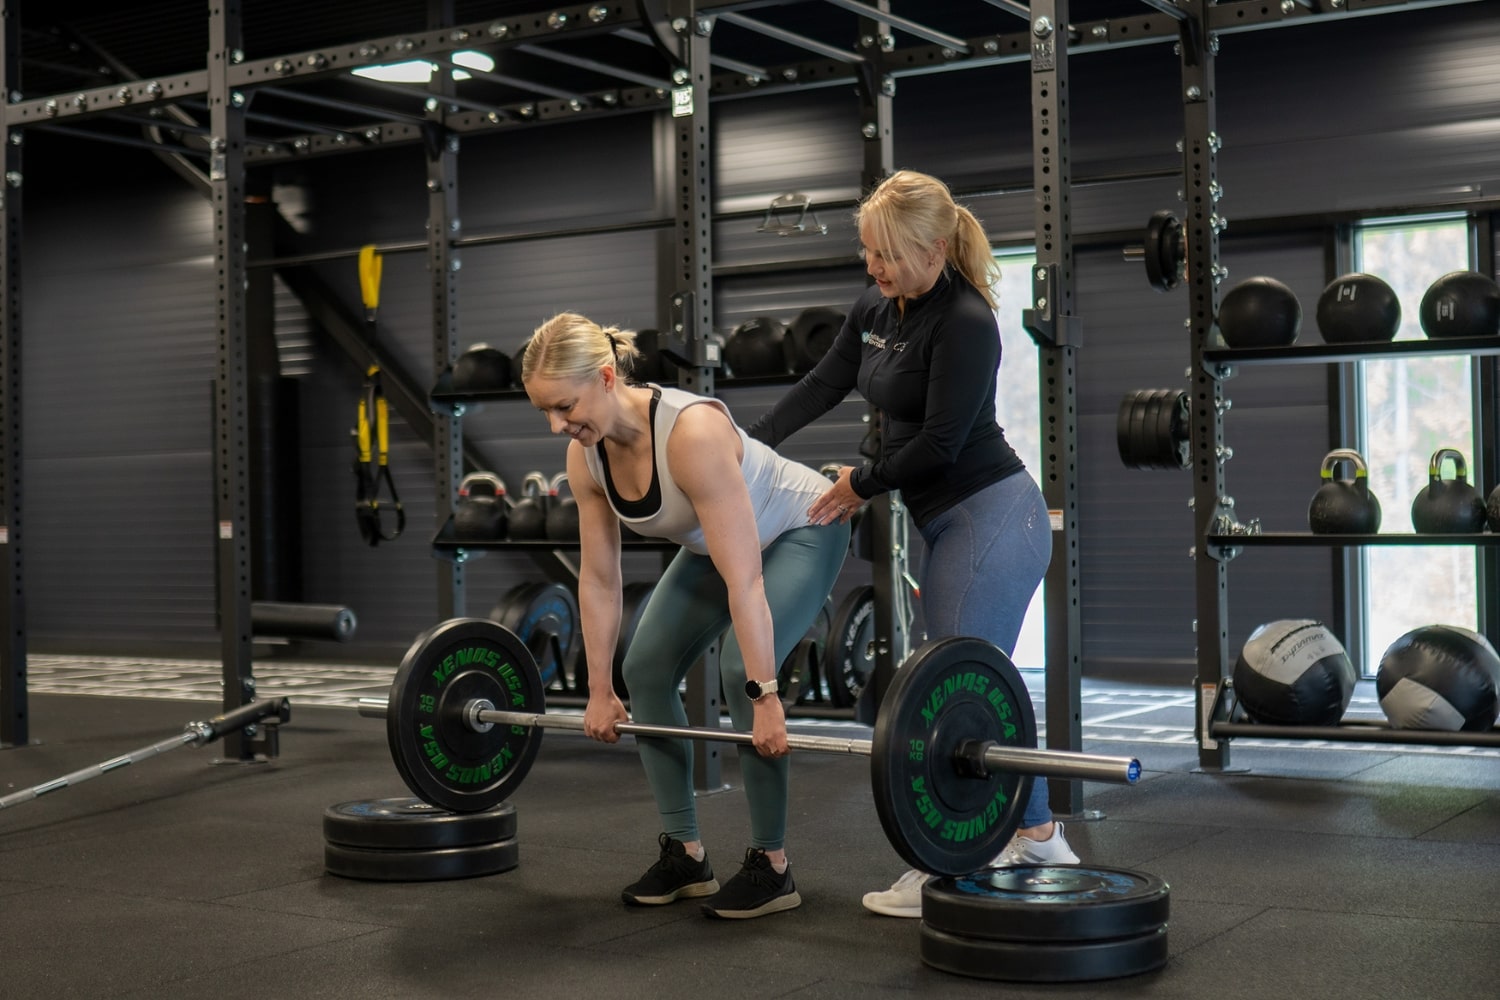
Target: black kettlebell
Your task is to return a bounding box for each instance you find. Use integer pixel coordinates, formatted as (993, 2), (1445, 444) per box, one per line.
(545, 472), (581, 542)
(507, 472), (550, 541)
(452, 472), (508, 541)
(1411, 447), (1487, 534)
(1307, 449), (1381, 534)
(1486, 484), (1500, 533)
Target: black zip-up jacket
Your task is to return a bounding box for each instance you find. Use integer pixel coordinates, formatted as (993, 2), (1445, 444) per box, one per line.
(747, 268), (1024, 528)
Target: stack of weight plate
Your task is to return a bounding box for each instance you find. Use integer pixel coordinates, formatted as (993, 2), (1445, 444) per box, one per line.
(919, 865), (1170, 982)
(323, 797), (519, 881)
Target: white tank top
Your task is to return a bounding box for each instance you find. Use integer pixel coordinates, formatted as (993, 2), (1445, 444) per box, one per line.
(580, 386), (831, 555)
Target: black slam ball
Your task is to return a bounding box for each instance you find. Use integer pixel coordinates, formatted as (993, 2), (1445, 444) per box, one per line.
(1376, 625), (1500, 731)
(1418, 270), (1500, 339)
(1217, 276), (1302, 348)
(1316, 273), (1402, 344)
(1233, 620), (1357, 726)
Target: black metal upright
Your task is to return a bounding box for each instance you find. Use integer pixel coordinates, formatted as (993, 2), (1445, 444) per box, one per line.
(644, 0), (722, 791)
(1178, 1), (1233, 771)
(852, 3), (911, 724)
(208, 1), (257, 759)
(1022, 0), (1084, 814)
(427, 0), (465, 620)
(0, 5), (24, 749)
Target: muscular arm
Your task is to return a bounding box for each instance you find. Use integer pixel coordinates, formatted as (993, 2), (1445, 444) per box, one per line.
(567, 443), (627, 716)
(668, 405), (788, 754)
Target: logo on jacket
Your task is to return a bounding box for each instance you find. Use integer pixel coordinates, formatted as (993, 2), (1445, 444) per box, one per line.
(861, 330), (905, 352)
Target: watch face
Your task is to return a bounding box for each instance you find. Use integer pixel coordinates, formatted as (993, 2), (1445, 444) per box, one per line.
(745, 679), (762, 699)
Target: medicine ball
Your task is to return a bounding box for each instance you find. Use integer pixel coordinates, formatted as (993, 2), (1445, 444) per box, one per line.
(633, 328), (678, 384)
(1418, 270), (1500, 339)
(1376, 625), (1500, 732)
(1232, 619), (1356, 726)
(452, 343), (513, 392)
(1217, 277), (1301, 348)
(1316, 273), (1401, 344)
(785, 307), (845, 372)
(724, 316), (788, 378)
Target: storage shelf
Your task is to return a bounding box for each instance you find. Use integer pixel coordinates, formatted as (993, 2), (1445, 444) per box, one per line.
(1211, 719), (1500, 748)
(430, 371), (808, 409)
(1206, 532), (1500, 547)
(1202, 334), (1500, 367)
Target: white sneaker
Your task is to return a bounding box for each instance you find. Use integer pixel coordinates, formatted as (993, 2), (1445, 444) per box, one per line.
(992, 821), (1079, 867)
(861, 867), (931, 918)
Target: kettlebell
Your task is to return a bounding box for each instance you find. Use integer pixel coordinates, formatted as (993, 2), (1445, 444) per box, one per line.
(545, 472), (581, 542)
(1411, 447), (1487, 534)
(452, 472), (508, 541)
(508, 471), (550, 541)
(1307, 449), (1381, 534)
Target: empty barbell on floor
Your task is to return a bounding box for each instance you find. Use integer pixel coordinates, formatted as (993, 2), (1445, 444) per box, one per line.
(359, 619), (1142, 876)
(0, 697), (292, 811)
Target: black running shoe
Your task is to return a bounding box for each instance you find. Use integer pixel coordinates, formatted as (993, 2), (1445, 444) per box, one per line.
(621, 833), (719, 905)
(700, 848), (801, 919)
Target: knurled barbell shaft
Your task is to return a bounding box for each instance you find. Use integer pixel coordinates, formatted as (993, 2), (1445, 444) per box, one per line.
(357, 698), (1141, 785)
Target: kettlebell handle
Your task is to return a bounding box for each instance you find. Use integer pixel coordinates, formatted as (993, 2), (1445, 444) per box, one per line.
(520, 471), (550, 499)
(1427, 447), (1469, 484)
(459, 471), (507, 497)
(1319, 448), (1370, 482)
(549, 471), (574, 500)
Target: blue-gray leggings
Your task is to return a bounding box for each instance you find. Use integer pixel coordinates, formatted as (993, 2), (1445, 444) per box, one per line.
(917, 471), (1054, 830)
(621, 521), (850, 851)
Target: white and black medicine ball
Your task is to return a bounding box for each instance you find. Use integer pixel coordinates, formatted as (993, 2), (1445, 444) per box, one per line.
(1233, 620), (1356, 726)
(1376, 625), (1500, 731)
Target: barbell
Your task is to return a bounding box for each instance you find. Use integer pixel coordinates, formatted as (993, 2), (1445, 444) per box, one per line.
(359, 619), (1141, 876)
(0, 697), (291, 811)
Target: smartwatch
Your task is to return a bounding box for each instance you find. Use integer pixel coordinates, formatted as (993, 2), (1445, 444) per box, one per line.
(745, 677), (780, 701)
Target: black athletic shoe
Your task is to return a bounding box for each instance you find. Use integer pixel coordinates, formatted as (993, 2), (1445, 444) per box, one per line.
(700, 848), (801, 919)
(621, 833), (719, 905)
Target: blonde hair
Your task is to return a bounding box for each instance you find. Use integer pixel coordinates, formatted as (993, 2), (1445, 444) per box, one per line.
(856, 170), (999, 309)
(521, 312), (641, 384)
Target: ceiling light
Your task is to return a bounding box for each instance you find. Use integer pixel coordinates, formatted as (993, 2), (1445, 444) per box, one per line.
(352, 50), (495, 84)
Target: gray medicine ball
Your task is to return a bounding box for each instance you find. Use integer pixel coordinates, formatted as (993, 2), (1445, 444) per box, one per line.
(1376, 625), (1500, 732)
(1233, 620), (1356, 726)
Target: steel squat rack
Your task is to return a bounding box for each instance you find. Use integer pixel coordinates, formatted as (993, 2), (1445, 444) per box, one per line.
(0, 2), (1480, 788)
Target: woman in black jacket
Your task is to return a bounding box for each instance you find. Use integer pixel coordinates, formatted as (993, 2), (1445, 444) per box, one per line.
(748, 170), (1077, 918)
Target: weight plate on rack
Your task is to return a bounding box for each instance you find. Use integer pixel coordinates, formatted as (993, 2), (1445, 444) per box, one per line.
(490, 581), (579, 690)
(827, 585), (876, 708)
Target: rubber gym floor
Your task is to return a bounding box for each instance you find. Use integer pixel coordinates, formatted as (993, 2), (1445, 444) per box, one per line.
(2, 657), (1497, 1000)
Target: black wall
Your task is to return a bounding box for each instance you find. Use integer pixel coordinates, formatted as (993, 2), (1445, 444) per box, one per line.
(16, 3), (1500, 676)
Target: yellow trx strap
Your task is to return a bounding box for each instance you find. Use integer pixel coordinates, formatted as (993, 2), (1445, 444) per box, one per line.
(353, 245), (404, 546)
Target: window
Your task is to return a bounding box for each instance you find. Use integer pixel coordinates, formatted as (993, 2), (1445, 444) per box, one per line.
(1354, 217), (1477, 669)
(993, 249), (1046, 668)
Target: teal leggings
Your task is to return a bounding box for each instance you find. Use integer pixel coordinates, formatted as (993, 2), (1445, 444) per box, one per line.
(621, 522), (850, 851)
